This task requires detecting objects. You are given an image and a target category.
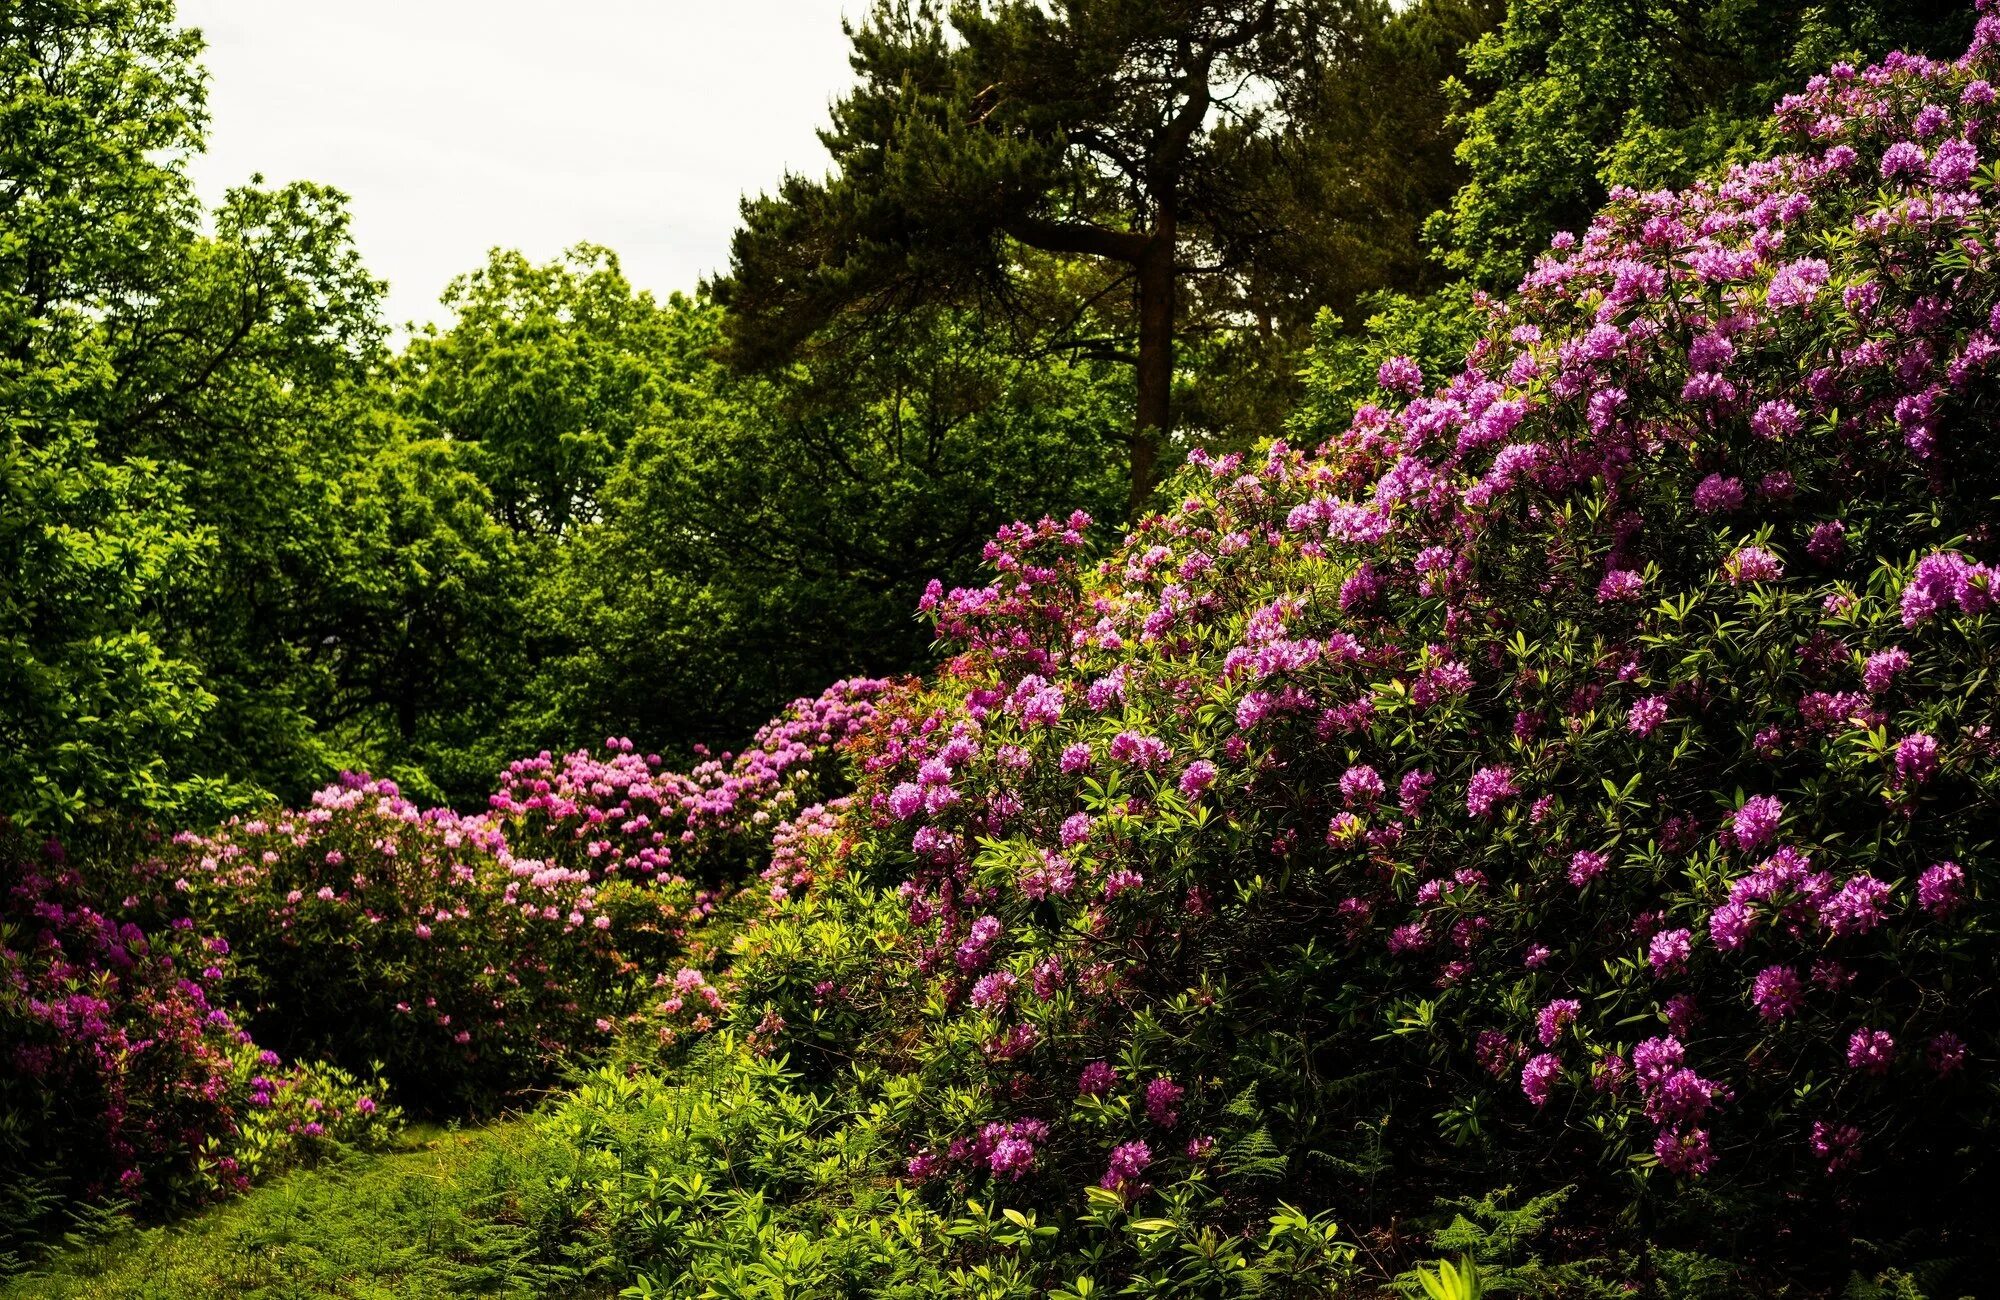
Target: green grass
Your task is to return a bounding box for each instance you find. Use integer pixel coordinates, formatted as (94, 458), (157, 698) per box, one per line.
(0, 1121), (589, 1300)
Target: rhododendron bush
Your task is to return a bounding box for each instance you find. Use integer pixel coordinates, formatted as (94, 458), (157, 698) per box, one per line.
(720, 31), (2000, 1283)
(167, 680), (883, 1111)
(493, 678), (886, 885)
(1, 832), (396, 1257)
(1, 679), (878, 1262)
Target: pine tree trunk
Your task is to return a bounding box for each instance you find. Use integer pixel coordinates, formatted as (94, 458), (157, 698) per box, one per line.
(1131, 215), (1176, 516)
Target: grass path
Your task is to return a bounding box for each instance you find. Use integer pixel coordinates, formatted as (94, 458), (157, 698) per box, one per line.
(1, 1120), (588, 1300)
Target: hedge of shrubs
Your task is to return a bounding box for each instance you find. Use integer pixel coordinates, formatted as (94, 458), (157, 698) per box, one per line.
(492, 678), (887, 883)
(165, 680), (881, 1111)
(709, 27), (2000, 1290)
(1, 831), (396, 1262)
(0, 680), (880, 1257)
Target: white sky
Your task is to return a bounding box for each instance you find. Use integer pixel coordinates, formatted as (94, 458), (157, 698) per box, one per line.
(179, 1), (859, 333)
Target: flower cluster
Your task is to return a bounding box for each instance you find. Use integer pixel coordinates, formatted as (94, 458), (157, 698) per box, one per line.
(154, 686), (882, 1113)
(493, 680), (888, 883)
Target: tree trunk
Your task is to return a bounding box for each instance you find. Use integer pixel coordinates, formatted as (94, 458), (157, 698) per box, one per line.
(1131, 211), (1176, 516)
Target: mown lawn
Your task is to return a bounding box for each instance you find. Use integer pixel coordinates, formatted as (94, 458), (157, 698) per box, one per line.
(1, 1121), (588, 1300)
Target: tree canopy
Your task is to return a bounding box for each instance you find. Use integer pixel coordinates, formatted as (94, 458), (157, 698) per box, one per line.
(717, 0), (1489, 510)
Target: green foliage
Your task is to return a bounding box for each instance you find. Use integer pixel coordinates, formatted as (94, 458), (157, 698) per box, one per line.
(520, 299), (1128, 757)
(0, 1122), (572, 1299)
(394, 244), (687, 536)
(1428, 0), (1973, 288)
(1412, 1255), (1485, 1300)
(2, 0), (220, 826)
(0, 436), (220, 825)
(485, 1045), (1363, 1298)
(1, 0), (529, 822)
(1292, 283), (1490, 440)
(1412, 1188), (1638, 1297)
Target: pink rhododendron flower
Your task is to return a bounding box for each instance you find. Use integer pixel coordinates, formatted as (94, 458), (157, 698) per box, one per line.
(1894, 733), (1939, 786)
(1648, 928), (1693, 976)
(1627, 695), (1669, 737)
(1100, 1140), (1152, 1193)
(1846, 1028), (1895, 1075)
(1465, 766), (1518, 819)
(1733, 796), (1783, 850)
(1536, 998), (1581, 1046)
(1521, 1053), (1562, 1106)
(1751, 965), (1804, 1021)
(1725, 546), (1784, 585)
(1918, 861), (1965, 915)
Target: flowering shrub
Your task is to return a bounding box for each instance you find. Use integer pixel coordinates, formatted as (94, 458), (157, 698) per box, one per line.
(147, 684), (882, 1113)
(486, 1047), (1360, 1298)
(168, 776), (649, 1112)
(1, 680), (876, 1259)
(1, 830), (395, 1256)
(491, 679), (888, 884)
(721, 27), (2000, 1283)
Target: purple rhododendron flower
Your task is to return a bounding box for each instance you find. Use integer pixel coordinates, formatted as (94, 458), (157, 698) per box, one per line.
(1862, 648), (1910, 692)
(1847, 1028), (1895, 1075)
(1726, 546), (1785, 585)
(1465, 766), (1519, 819)
(1654, 1126), (1715, 1176)
(1177, 760), (1217, 797)
(1879, 140), (1926, 179)
(1819, 876), (1891, 936)
(1918, 861), (1965, 915)
(1752, 965), (1804, 1021)
(1708, 900), (1754, 950)
(1733, 796), (1784, 850)
(1767, 257), (1830, 308)
(1521, 1053), (1562, 1106)
(1377, 355), (1423, 395)
(1568, 850), (1609, 887)
(1536, 998), (1581, 1046)
(1929, 1032), (1968, 1075)
(987, 1137), (1033, 1177)
(1648, 928), (1693, 976)
(1807, 521), (1847, 566)
(1144, 1077), (1185, 1127)
(1100, 1140), (1152, 1193)
(1811, 1121), (1862, 1175)
(1751, 399), (1802, 439)
(969, 970), (1015, 1012)
(1340, 764), (1385, 808)
(1398, 770), (1435, 817)
(1894, 733), (1939, 786)
(1692, 474), (1745, 513)
(1597, 568), (1645, 602)
(1627, 695), (1669, 737)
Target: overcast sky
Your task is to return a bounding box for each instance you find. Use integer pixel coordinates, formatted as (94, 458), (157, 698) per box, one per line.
(179, 2), (859, 333)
